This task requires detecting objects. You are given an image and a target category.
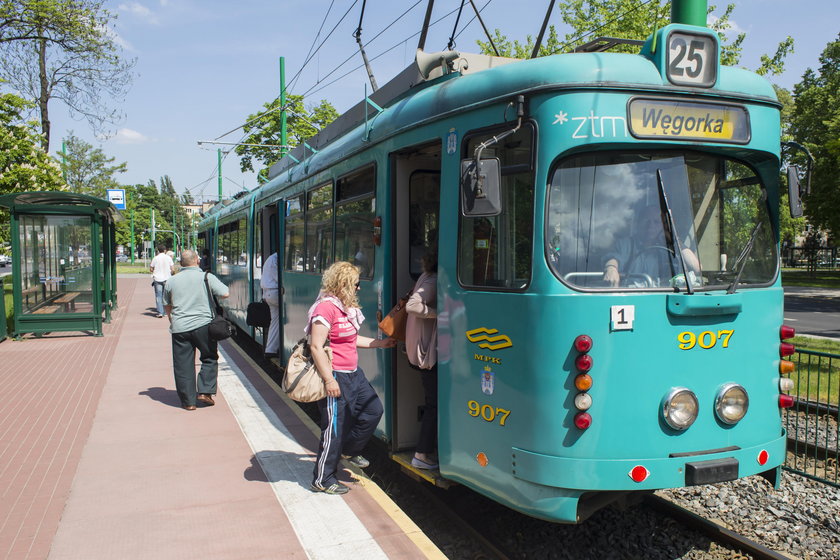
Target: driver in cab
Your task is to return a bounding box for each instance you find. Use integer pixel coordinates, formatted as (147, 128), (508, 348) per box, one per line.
(603, 203), (700, 288)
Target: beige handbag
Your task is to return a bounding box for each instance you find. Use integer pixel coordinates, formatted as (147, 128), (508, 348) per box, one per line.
(282, 337), (332, 402)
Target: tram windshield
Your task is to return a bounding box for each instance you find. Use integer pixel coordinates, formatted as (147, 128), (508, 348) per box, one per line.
(546, 152), (777, 291)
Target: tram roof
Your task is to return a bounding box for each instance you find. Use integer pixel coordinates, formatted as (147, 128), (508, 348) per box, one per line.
(200, 33), (779, 226)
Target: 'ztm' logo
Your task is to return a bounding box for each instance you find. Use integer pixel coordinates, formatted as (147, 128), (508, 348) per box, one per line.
(466, 328), (513, 351)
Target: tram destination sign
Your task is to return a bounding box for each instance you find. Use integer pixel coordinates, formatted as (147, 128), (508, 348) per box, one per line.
(628, 98), (750, 143)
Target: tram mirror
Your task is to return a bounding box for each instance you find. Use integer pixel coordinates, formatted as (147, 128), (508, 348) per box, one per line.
(787, 165), (804, 218)
(460, 158), (501, 217)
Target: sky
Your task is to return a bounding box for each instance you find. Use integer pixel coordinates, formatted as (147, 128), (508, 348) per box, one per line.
(40, 0), (840, 203)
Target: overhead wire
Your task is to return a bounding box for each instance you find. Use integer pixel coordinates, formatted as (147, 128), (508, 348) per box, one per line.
(302, 3), (466, 99)
(548, 0), (658, 55)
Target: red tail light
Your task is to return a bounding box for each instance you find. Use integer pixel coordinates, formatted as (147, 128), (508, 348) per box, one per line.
(780, 325), (795, 340)
(780, 342), (795, 357)
(575, 354), (593, 372)
(574, 334), (593, 352)
(779, 394), (795, 408)
(574, 412), (592, 430)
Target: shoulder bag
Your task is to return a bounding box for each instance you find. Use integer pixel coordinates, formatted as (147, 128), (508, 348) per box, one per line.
(378, 289), (412, 341)
(205, 272), (236, 341)
(246, 300), (271, 328)
(283, 337), (331, 402)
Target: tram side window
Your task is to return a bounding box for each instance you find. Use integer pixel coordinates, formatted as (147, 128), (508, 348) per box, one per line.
(335, 165), (376, 279)
(458, 124), (535, 290)
(284, 195), (305, 272)
(305, 183), (334, 273)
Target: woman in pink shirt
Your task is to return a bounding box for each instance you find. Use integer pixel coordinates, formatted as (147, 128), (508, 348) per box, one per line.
(309, 262), (396, 495)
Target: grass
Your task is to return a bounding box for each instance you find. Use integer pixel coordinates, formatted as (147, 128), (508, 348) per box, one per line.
(2, 275), (12, 337)
(781, 268), (840, 289)
(789, 336), (840, 406)
(116, 263), (150, 274)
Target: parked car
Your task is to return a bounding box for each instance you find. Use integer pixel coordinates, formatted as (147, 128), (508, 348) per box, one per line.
(115, 254), (129, 262)
(0, 254), (10, 267)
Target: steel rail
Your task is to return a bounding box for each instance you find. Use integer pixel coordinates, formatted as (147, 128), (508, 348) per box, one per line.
(645, 495), (795, 560)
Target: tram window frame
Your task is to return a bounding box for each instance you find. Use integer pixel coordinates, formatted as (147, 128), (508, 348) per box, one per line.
(284, 193), (305, 273)
(457, 121), (536, 291)
(304, 182), (334, 274)
(544, 150), (778, 291)
(335, 164), (376, 279)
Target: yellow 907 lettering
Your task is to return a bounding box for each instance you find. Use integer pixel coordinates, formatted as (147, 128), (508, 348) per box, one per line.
(467, 400), (511, 426)
(678, 329), (734, 350)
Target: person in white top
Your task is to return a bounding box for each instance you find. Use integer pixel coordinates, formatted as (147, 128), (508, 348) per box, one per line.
(150, 245), (175, 318)
(260, 252), (280, 356)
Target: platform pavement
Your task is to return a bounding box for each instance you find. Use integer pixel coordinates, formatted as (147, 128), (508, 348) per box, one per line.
(1, 277), (442, 560)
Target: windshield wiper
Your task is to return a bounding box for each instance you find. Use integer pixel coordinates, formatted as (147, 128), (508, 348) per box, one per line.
(726, 221), (763, 294)
(656, 169), (693, 294)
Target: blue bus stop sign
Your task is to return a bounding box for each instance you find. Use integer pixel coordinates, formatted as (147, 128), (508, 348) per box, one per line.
(106, 189), (126, 210)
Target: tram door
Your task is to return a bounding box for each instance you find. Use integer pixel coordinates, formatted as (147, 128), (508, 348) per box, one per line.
(255, 204), (280, 353)
(390, 143), (441, 450)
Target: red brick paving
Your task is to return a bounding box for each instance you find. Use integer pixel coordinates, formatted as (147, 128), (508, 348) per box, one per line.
(0, 278), (303, 559)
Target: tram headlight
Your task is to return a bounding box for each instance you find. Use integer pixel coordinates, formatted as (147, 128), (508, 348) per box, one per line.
(662, 388), (698, 431)
(715, 383), (749, 425)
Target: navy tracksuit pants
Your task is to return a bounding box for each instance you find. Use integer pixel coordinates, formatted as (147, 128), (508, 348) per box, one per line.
(312, 367), (383, 488)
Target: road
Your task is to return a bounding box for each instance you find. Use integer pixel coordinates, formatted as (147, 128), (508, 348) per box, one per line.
(783, 287), (840, 339)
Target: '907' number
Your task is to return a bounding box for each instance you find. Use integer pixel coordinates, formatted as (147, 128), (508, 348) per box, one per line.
(467, 401), (511, 426)
(678, 329), (734, 350)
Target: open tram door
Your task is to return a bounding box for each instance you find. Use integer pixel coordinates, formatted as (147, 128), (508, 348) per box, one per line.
(255, 201), (283, 361)
(387, 141), (446, 484)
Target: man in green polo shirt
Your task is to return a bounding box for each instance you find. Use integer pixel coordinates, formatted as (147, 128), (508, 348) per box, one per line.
(163, 249), (229, 411)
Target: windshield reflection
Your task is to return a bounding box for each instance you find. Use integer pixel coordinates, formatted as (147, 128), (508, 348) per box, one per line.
(546, 152), (776, 291)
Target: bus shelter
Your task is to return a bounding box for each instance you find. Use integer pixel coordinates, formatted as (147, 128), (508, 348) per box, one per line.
(0, 191), (122, 337)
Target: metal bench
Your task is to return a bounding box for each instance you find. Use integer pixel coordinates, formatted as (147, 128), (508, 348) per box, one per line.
(53, 291), (81, 311)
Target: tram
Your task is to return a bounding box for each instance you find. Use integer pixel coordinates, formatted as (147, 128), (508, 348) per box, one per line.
(197, 0), (803, 522)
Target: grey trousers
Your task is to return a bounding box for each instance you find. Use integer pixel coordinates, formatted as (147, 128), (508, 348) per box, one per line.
(171, 323), (218, 407)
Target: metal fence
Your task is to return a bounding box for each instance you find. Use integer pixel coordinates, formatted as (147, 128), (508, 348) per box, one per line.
(781, 246), (839, 270)
(783, 348), (839, 486)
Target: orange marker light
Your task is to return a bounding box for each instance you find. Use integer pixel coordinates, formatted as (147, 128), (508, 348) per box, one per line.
(574, 373), (593, 391)
(476, 452), (489, 467)
(779, 360), (795, 374)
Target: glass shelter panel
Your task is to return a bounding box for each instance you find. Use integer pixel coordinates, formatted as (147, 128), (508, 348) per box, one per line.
(546, 152), (777, 290)
(19, 214), (94, 314)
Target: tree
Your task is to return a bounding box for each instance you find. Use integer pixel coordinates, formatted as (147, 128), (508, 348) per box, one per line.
(475, 1), (789, 75)
(61, 132), (126, 197)
(0, 0), (135, 152)
(235, 95), (339, 180)
(788, 34), (840, 239)
(0, 91), (65, 243)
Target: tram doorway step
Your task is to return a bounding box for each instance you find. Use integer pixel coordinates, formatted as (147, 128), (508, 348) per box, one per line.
(390, 451), (454, 489)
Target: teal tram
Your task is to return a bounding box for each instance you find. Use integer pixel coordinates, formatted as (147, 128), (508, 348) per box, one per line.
(197, 0), (803, 523)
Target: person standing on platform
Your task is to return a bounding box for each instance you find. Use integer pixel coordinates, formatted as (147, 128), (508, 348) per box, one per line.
(308, 261), (396, 494)
(406, 249), (438, 470)
(163, 249), (229, 411)
(260, 252), (280, 358)
(199, 248), (211, 272)
(150, 245), (174, 318)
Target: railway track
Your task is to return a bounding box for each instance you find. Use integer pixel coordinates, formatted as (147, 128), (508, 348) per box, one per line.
(644, 495), (795, 560)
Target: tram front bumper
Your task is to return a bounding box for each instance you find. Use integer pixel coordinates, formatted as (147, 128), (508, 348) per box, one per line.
(511, 430), (786, 491)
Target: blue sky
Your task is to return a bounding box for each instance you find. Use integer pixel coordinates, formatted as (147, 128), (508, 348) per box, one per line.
(45, 0), (839, 203)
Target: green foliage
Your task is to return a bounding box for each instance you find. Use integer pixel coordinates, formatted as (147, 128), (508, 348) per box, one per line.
(60, 132), (126, 197)
(113, 177), (195, 253)
(0, 91), (65, 243)
(788, 34), (840, 239)
(235, 94), (339, 179)
(0, 0), (135, 151)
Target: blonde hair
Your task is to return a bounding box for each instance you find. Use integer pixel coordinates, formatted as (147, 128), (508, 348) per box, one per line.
(321, 261), (360, 309)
